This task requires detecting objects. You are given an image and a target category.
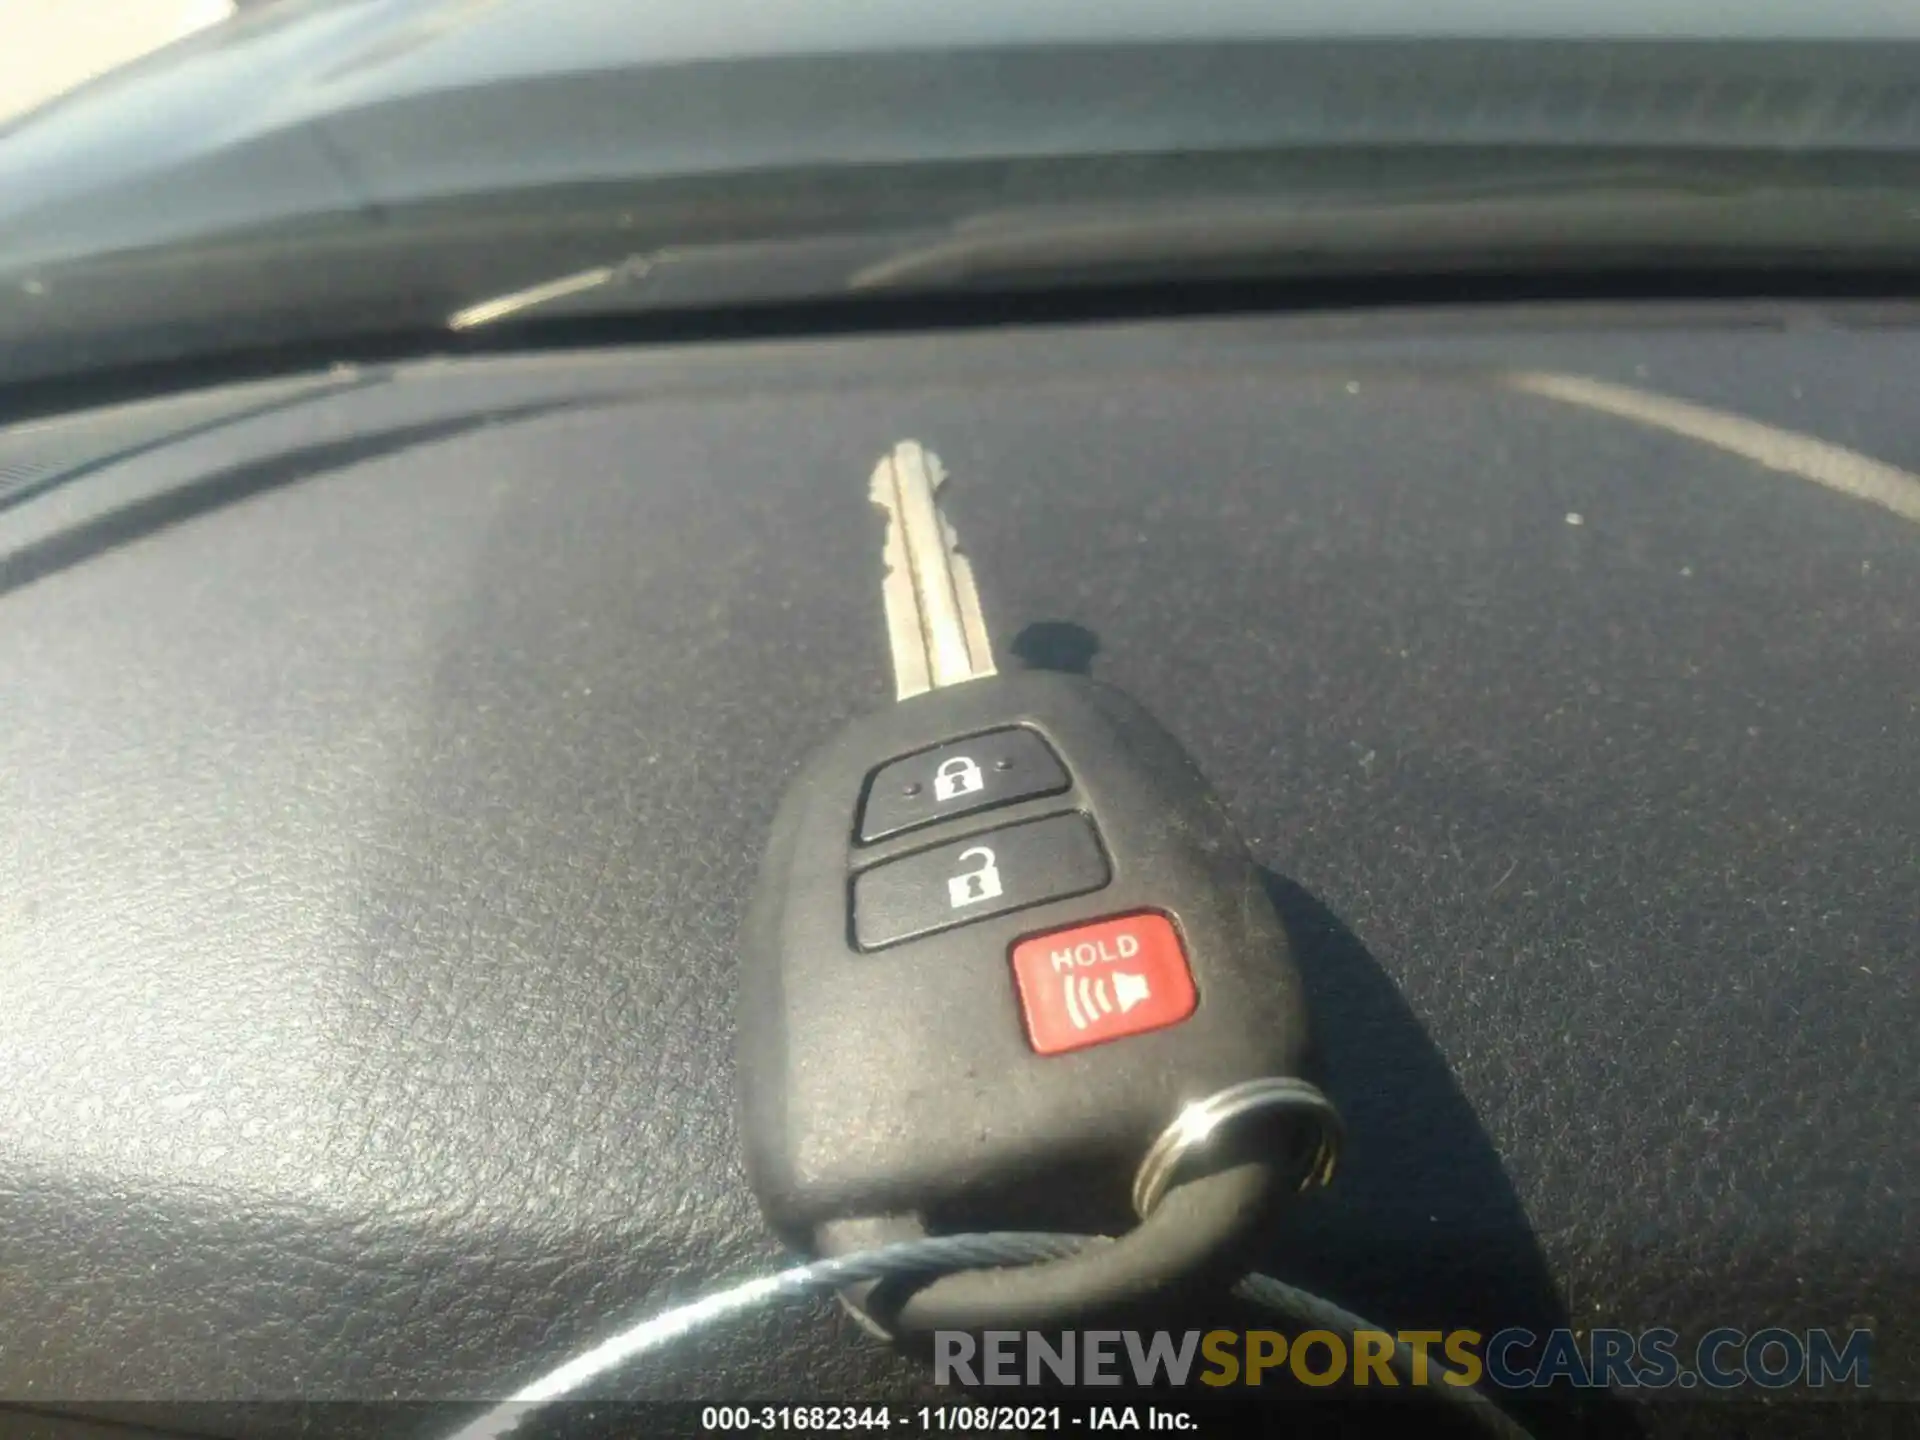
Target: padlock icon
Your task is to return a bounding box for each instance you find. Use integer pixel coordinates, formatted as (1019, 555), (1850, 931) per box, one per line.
(933, 755), (984, 802)
(946, 846), (1003, 909)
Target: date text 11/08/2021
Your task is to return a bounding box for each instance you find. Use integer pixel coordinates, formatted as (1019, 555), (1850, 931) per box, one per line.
(701, 1406), (1189, 1431)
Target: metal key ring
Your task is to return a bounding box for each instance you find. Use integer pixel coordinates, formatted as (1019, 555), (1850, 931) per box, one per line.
(1132, 1076), (1342, 1220)
(829, 1075), (1342, 1335)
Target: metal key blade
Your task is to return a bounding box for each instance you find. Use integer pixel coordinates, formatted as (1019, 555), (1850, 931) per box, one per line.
(870, 441), (997, 700)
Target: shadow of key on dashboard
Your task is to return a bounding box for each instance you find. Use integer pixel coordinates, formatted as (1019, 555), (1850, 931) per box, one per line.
(1010, 619), (1101, 676)
(1247, 871), (1642, 1439)
(1010, 618), (1634, 1436)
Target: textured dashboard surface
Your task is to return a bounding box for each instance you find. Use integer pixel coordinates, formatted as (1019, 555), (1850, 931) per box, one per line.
(0, 306), (1915, 1434)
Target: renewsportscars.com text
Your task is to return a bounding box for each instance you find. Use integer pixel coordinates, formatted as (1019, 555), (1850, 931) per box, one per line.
(935, 1327), (1872, 1392)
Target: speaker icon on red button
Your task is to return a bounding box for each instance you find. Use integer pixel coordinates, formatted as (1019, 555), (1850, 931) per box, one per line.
(1062, 967), (1153, 1029)
(1011, 913), (1196, 1055)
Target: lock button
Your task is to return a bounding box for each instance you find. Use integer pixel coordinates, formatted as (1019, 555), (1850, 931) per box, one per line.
(857, 727), (1070, 843)
(851, 813), (1109, 951)
(935, 756), (985, 802)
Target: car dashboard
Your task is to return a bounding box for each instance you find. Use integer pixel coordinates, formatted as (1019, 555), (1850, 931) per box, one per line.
(0, 303), (1914, 1437)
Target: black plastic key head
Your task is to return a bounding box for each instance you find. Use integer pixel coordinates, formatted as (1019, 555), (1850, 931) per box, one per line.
(736, 671), (1319, 1285)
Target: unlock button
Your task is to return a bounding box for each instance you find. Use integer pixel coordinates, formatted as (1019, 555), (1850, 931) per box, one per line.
(946, 847), (1004, 908)
(852, 814), (1109, 951)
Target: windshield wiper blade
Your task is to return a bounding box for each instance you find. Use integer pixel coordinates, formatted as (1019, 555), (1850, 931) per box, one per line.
(437, 175), (1920, 333)
(448, 263), (636, 332)
(443, 230), (928, 331)
(846, 183), (1920, 290)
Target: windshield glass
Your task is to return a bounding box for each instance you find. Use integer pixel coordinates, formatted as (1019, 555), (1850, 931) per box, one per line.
(5, 0), (1920, 393)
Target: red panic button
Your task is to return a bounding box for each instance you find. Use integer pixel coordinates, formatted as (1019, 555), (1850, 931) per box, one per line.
(1011, 913), (1196, 1056)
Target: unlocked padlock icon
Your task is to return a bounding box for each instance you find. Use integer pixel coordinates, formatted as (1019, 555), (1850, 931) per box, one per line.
(946, 846), (1003, 909)
(933, 755), (984, 802)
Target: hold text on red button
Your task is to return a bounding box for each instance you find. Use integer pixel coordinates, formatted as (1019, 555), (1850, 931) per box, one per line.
(1010, 913), (1196, 1056)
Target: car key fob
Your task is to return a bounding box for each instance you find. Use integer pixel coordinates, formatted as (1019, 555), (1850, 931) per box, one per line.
(736, 444), (1334, 1332)
(739, 673), (1322, 1243)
